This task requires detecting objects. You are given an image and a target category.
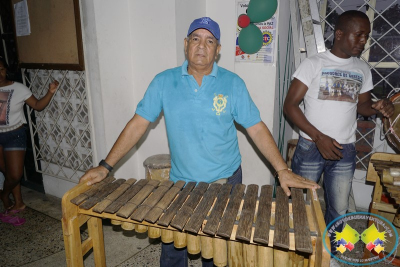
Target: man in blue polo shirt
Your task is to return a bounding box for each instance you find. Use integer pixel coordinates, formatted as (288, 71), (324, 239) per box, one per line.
(81, 17), (319, 267)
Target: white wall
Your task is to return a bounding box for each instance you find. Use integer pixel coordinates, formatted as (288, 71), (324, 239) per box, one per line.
(45, 0), (282, 197)
(208, 0), (280, 186)
(83, 0), (280, 186)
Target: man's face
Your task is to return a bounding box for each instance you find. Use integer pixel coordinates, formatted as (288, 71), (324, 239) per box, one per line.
(184, 29), (221, 69)
(335, 17), (371, 58)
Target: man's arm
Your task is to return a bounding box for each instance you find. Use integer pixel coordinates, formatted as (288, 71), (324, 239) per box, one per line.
(357, 91), (394, 118)
(283, 78), (343, 160)
(246, 121), (320, 196)
(80, 114), (151, 185)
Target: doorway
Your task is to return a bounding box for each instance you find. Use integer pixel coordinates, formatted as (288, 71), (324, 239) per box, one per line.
(0, 0), (44, 192)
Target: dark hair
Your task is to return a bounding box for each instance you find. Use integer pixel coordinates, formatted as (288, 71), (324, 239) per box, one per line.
(335, 10), (370, 33)
(0, 57), (9, 70)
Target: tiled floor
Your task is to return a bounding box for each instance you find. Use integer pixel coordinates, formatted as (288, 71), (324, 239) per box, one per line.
(17, 186), (202, 267)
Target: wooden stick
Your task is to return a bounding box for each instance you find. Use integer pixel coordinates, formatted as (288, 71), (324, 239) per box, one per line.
(201, 236), (213, 259)
(148, 227), (161, 239)
(171, 182), (209, 230)
(258, 245), (273, 267)
(236, 184), (258, 242)
(135, 224), (148, 233)
(121, 222), (135, 231)
(253, 185), (273, 245)
(173, 231), (187, 249)
(291, 188), (313, 253)
(70, 176), (115, 205)
(161, 229), (174, 243)
(187, 233), (201, 255)
(184, 183), (221, 234)
(93, 178), (137, 213)
(228, 241), (243, 267)
(243, 243), (257, 266)
(274, 187), (289, 249)
(203, 183), (233, 235)
(110, 219), (122, 225)
(273, 248), (289, 266)
(213, 238), (227, 267)
(104, 179), (148, 214)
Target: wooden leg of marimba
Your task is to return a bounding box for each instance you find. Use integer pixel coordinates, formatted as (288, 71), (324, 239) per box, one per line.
(148, 227), (161, 239)
(62, 181), (91, 267)
(62, 217), (84, 267)
(257, 245), (273, 267)
(174, 231), (187, 249)
(273, 248), (289, 267)
(213, 238), (227, 267)
(243, 243), (257, 266)
(201, 236), (213, 259)
(228, 241), (243, 267)
(187, 233), (201, 255)
(161, 229), (174, 243)
(87, 216), (106, 267)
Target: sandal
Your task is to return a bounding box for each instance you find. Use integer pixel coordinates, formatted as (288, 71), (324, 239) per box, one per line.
(5, 207), (25, 215)
(0, 212), (10, 222)
(5, 216), (26, 226)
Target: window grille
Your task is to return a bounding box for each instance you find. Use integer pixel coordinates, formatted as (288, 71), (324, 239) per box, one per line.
(24, 69), (92, 183)
(319, 0), (400, 171)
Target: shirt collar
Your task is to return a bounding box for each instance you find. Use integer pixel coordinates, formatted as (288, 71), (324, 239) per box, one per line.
(181, 60), (218, 77)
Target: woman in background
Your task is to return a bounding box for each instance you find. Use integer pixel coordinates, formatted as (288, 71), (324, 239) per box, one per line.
(0, 57), (58, 222)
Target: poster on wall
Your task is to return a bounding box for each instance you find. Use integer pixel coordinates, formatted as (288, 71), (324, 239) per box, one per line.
(235, 1), (276, 63)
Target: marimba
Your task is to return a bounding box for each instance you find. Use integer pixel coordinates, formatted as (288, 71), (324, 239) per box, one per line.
(365, 152), (400, 265)
(62, 177), (330, 266)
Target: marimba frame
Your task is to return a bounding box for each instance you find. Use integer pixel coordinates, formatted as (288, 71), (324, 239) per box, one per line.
(62, 179), (330, 267)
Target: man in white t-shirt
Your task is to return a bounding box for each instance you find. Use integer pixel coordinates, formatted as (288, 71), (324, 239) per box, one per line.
(283, 10), (394, 246)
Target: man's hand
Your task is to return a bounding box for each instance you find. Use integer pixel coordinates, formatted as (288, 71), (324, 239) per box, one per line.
(372, 98), (394, 118)
(277, 169), (320, 196)
(314, 133), (343, 160)
(79, 166), (109, 185)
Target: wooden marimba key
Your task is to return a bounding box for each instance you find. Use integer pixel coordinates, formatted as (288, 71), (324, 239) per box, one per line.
(62, 178), (330, 267)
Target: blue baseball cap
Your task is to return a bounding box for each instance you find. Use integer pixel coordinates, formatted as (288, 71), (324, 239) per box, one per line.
(187, 17), (220, 41)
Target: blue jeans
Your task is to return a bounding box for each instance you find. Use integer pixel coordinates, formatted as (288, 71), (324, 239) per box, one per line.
(160, 166), (242, 267)
(291, 137), (356, 226)
(291, 137), (356, 254)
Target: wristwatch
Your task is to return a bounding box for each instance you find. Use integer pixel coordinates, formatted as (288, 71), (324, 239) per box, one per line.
(99, 159), (113, 172)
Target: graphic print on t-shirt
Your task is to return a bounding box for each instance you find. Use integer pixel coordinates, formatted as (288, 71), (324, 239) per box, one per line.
(318, 69), (363, 103)
(0, 90), (13, 125)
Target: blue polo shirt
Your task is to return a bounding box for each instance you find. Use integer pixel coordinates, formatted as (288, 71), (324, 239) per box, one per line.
(136, 60), (261, 183)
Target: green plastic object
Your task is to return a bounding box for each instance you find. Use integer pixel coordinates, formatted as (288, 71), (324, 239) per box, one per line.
(238, 24), (263, 54)
(247, 0), (278, 23)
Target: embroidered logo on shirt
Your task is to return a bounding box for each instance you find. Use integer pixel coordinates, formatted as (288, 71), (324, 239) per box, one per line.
(212, 94), (228, 115)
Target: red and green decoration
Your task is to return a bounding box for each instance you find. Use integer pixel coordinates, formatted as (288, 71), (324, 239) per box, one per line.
(238, 0), (278, 54)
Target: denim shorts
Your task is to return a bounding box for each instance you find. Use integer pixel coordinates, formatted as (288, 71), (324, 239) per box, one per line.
(0, 126), (27, 151)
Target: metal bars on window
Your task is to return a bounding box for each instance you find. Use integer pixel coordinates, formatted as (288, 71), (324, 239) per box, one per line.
(23, 69), (93, 183)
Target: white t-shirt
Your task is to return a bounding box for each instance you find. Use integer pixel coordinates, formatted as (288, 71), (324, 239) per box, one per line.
(0, 82), (32, 131)
(292, 50), (373, 144)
